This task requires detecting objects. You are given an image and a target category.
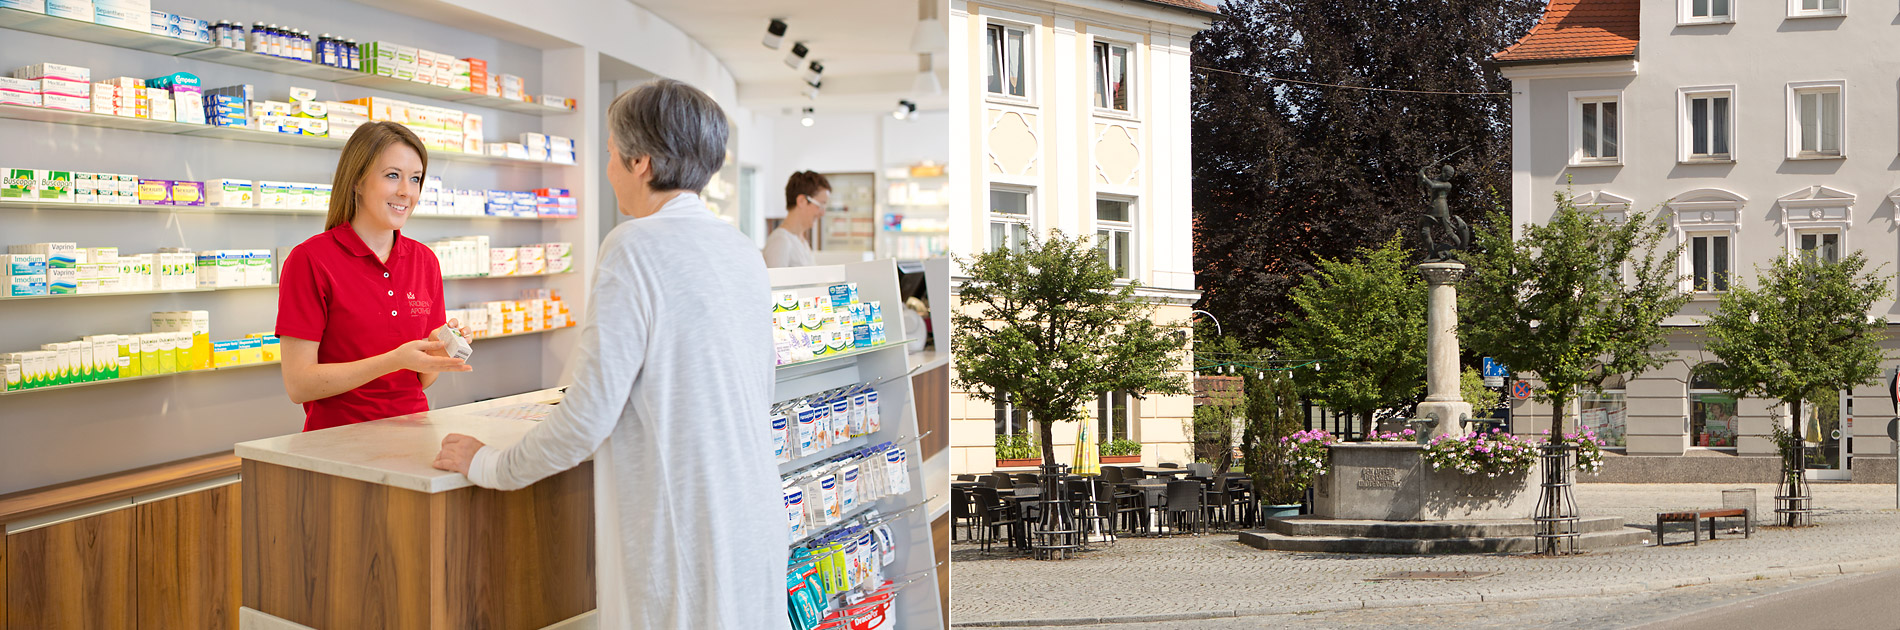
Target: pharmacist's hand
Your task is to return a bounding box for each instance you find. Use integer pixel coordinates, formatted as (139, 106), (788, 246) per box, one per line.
(393, 339), (472, 373)
(429, 319), (474, 351)
(432, 433), (485, 475)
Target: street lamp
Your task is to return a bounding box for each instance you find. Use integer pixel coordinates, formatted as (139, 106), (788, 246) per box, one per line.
(1191, 310), (1222, 338)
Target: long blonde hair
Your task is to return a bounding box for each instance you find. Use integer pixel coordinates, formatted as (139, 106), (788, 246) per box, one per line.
(325, 121), (429, 230)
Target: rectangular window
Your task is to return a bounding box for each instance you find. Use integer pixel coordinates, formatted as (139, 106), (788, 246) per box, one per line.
(1795, 87), (1842, 156)
(1095, 197), (1133, 278)
(989, 187), (1032, 252)
(1690, 0), (1731, 19)
(1799, 231), (1840, 263)
(1691, 234), (1730, 291)
(1690, 393), (1738, 447)
(1798, 0), (1842, 13)
(1578, 99), (1619, 162)
(1096, 391), (1131, 442)
(986, 23), (1028, 98)
(1687, 93), (1731, 159)
(1092, 41), (1130, 112)
(1579, 388), (1627, 447)
(995, 392), (1031, 436)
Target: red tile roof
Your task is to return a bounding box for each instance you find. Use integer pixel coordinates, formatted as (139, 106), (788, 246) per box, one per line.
(1492, 0), (1639, 65)
(1130, 0), (1223, 18)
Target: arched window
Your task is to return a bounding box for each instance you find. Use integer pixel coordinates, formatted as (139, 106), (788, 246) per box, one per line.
(1689, 364), (1738, 448)
(1580, 375), (1627, 446)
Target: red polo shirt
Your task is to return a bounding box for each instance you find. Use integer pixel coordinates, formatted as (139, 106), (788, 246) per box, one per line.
(276, 224), (446, 432)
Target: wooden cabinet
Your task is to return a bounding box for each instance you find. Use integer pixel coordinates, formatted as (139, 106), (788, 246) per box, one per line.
(6, 508), (136, 629)
(135, 484), (241, 630)
(3, 482), (239, 630)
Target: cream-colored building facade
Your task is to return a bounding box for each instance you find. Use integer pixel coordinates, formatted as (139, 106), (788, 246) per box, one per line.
(947, 0), (1217, 474)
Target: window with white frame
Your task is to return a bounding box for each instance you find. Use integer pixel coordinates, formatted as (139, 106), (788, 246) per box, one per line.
(1682, 89), (1734, 161)
(1790, 83), (1843, 157)
(1689, 232), (1732, 291)
(995, 392), (1032, 436)
(1092, 40), (1131, 113)
(1572, 92), (1622, 165)
(1690, 365), (1739, 448)
(1579, 376), (1627, 447)
(1681, 0), (1732, 22)
(985, 22), (1030, 99)
(1798, 230), (1841, 263)
(1095, 196), (1134, 278)
(1096, 390), (1133, 443)
(989, 186), (1032, 252)
(1789, 0), (1843, 17)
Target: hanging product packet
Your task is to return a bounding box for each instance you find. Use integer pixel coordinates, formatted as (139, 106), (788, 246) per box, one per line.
(772, 411), (791, 463)
(819, 473), (842, 524)
(803, 475), (829, 528)
(874, 523), (897, 566)
(856, 530), (880, 587)
(865, 390), (881, 433)
(814, 399), (833, 450)
(829, 396), (850, 445)
(825, 541), (851, 596)
(784, 484), (806, 543)
(796, 402), (821, 457)
(839, 463), (860, 512)
(850, 391), (868, 437)
(883, 447), (905, 496)
(841, 534), (863, 592)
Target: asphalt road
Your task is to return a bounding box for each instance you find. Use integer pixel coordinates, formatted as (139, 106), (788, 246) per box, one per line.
(1628, 567), (1900, 630)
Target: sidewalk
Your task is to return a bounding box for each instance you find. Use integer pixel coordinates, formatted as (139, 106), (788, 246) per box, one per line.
(949, 483), (1900, 627)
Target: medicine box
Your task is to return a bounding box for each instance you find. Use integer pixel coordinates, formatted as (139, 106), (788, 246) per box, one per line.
(0, 76), (39, 107)
(206, 179), (254, 207)
(13, 62), (90, 83)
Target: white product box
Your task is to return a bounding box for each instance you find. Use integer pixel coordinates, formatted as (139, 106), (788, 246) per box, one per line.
(44, 0), (86, 21)
(543, 242), (571, 273)
(0, 1), (46, 14)
(488, 247), (516, 276)
(14, 63), (90, 83)
(245, 250), (271, 286)
(206, 179), (254, 207)
(92, 0), (147, 31)
(0, 76), (39, 107)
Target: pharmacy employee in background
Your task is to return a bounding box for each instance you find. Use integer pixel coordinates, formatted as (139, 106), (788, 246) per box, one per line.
(431, 80), (787, 630)
(277, 121), (471, 432)
(762, 170), (829, 267)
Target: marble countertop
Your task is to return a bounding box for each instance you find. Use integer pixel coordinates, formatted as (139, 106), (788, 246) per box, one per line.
(234, 411), (540, 494)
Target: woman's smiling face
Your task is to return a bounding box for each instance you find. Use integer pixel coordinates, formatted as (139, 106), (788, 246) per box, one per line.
(354, 142), (424, 231)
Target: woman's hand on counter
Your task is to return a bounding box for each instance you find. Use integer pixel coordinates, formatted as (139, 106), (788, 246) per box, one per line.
(391, 339), (474, 373)
(433, 433), (486, 475)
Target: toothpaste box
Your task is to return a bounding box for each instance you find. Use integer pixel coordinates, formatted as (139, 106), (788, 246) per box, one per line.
(0, 77), (39, 107)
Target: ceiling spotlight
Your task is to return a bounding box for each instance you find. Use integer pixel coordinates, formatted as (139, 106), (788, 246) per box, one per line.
(783, 42), (808, 69)
(804, 61), (824, 87)
(892, 100), (916, 121)
(763, 19), (788, 50)
(800, 107), (815, 127)
(803, 80), (821, 100)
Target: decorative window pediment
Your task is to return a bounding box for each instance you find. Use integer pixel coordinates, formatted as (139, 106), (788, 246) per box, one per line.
(1575, 191), (1635, 223)
(1777, 185), (1853, 223)
(1666, 188), (1746, 227)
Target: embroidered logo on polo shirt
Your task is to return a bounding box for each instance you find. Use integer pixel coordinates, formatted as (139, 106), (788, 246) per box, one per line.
(408, 291), (416, 300)
(409, 296), (433, 316)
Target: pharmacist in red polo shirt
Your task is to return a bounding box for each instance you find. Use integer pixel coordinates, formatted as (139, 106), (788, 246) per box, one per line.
(276, 121), (471, 432)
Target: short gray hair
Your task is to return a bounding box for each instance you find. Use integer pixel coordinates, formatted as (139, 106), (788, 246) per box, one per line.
(607, 79), (729, 192)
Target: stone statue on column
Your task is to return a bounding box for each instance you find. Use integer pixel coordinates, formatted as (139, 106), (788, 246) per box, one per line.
(1413, 164), (1473, 440)
(1418, 165), (1471, 264)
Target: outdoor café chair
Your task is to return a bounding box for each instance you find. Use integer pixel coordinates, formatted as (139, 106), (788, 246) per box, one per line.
(1162, 480), (1205, 535)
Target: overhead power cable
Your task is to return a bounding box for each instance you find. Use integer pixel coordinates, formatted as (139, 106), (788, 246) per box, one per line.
(1193, 64), (1509, 96)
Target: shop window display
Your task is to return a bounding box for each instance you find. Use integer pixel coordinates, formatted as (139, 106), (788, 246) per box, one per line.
(1579, 378), (1627, 447)
(1690, 366), (1737, 447)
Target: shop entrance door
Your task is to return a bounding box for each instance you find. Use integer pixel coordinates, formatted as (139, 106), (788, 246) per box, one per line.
(1804, 392), (1851, 481)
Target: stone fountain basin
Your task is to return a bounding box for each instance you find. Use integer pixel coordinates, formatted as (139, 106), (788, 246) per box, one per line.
(1312, 443), (1543, 521)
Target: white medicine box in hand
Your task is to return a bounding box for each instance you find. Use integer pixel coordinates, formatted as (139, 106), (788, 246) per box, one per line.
(435, 324), (471, 361)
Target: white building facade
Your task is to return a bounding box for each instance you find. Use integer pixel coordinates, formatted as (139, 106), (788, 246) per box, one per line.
(1497, 0), (1898, 482)
(946, 0), (1216, 474)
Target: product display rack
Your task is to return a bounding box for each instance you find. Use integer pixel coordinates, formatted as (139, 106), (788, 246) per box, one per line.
(0, 284), (277, 301)
(770, 260), (941, 628)
(0, 324), (569, 397)
(443, 270), (576, 280)
(0, 104), (573, 168)
(0, 199), (566, 221)
(0, 8), (571, 117)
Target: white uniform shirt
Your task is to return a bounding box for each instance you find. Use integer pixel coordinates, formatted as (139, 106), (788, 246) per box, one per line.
(762, 226), (814, 268)
(468, 192), (788, 630)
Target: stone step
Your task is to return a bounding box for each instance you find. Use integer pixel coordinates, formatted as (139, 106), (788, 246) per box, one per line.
(1263, 515), (1629, 539)
(1237, 526), (1652, 554)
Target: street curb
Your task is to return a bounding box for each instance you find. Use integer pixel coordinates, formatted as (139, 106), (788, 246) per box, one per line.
(949, 554), (1900, 627)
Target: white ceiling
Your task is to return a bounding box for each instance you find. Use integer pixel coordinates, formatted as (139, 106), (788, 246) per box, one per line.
(628, 0), (947, 115)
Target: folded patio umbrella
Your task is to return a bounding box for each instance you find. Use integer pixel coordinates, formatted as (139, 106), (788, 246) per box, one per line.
(1073, 422), (1100, 476)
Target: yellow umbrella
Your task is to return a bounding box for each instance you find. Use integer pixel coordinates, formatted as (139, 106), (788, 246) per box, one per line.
(1073, 421), (1100, 476)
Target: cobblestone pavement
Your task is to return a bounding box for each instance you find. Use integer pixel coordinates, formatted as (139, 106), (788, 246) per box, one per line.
(949, 484), (1900, 627)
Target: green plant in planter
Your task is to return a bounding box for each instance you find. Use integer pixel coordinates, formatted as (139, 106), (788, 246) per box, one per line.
(994, 432), (1041, 460)
(1240, 370), (1307, 506)
(1100, 438), (1142, 457)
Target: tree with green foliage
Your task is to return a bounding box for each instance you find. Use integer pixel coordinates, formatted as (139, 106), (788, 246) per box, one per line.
(954, 231), (1190, 467)
(1698, 251), (1889, 525)
(1460, 367), (1502, 419)
(1241, 370), (1307, 505)
(1462, 193), (1690, 439)
(1276, 235), (1427, 437)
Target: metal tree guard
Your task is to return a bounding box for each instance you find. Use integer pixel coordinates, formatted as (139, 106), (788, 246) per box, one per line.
(1533, 440), (1580, 555)
(1776, 433), (1813, 528)
(1030, 463), (1080, 560)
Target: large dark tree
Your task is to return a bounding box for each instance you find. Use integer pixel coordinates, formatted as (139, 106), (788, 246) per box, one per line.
(1192, 0), (1543, 348)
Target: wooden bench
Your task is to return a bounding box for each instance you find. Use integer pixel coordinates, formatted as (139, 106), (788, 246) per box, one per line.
(1654, 508), (1750, 546)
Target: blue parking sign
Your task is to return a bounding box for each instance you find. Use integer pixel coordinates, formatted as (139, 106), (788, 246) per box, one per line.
(1483, 357), (1509, 378)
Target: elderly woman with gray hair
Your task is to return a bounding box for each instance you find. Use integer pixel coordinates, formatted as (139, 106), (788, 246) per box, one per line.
(430, 79), (786, 630)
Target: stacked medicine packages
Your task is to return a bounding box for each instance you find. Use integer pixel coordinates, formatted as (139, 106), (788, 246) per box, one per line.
(772, 282), (888, 366)
(3, 241), (271, 298)
(1, 309), (282, 392)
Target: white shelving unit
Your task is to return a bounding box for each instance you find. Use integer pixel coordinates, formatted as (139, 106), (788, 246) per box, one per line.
(770, 260), (941, 629)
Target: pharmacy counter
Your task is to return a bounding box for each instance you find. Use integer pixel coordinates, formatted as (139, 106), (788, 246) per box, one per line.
(234, 407), (595, 630)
